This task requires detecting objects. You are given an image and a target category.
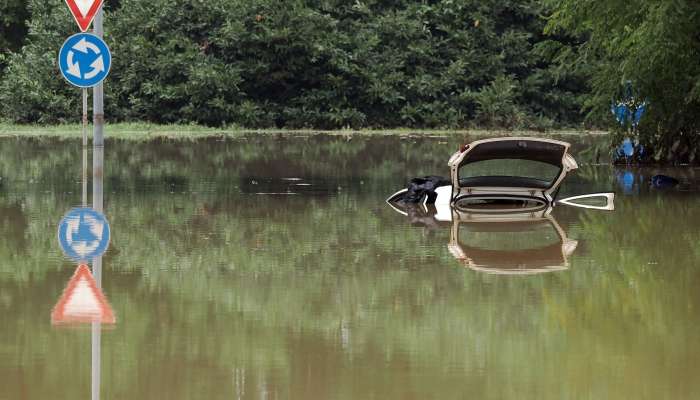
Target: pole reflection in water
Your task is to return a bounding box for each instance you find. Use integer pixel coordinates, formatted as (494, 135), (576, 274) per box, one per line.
(92, 15), (105, 391)
(51, 145), (112, 400)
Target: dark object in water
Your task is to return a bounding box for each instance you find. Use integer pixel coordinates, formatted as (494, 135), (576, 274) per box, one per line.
(651, 174), (679, 189)
(391, 176), (450, 203)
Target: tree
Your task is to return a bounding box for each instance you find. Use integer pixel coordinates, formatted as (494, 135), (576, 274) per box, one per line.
(1, 0), (589, 130)
(0, 0), (30, 71)
(545, 0), (700, 162)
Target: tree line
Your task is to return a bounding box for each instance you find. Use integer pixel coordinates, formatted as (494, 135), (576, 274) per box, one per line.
(0, 0), (588, 129)
(1, 0), (699, 161)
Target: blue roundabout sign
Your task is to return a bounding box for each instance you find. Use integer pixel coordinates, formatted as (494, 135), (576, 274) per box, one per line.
(57, 207), (111, 262)
(58, 33), (111, 88)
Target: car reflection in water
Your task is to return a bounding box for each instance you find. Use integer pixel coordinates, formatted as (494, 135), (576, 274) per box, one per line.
(390, 201), (578, 275)
(448, 205), (578, 274)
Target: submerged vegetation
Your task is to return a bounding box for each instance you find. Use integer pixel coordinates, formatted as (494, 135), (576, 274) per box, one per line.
(1, 0), (699, 161)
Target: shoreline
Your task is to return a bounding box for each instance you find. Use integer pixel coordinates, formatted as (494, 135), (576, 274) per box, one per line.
(0, 123), (608, 141)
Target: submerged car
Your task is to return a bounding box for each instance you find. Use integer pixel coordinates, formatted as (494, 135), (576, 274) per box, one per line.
(388, 137), (579, 209)
(386, 137), (614, 274)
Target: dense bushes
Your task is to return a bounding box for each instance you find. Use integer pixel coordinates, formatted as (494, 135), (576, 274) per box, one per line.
(0, 0), (589, 129)
(0, 0), (30, 72)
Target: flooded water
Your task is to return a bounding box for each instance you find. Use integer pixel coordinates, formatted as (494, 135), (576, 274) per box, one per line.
(1, 134), (699, 399)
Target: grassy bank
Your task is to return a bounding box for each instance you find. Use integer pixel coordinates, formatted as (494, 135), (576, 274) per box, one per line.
(0, 122), (608, 141)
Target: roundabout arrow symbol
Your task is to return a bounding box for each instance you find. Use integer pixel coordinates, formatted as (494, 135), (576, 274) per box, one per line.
(84, 56), (105, 80)
(66, 51), (82, 78)
(73, 37), (101, 54)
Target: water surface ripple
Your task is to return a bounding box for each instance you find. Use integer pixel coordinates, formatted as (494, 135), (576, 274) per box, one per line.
(0, 135), (699, 399)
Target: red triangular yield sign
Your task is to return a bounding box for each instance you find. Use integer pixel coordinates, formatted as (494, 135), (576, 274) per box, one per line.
(64, 0), (104, 32)
(51, 264), (116, 325)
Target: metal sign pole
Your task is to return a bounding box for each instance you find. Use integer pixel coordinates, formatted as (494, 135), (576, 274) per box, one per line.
(82, 88), (88, 207)
(93, 6), (105, 189)
(57, 3), (111, 398)
(91, 7), (104, 400)
(92, 6), (104, 270)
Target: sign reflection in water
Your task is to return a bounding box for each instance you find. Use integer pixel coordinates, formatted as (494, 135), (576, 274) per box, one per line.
(57, 207), (111, 262)
(51, 264), (115, 324)
(49, 85), (112, 400)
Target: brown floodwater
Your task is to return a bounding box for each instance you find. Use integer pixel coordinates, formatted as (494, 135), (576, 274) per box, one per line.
(0, 134), (699, 399)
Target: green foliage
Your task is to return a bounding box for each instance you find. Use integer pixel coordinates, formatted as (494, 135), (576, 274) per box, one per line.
(1, 0), (589, 129)
(0, 0), (30, 71)
(473, 75), (527, 128)
(545, 0), (700, 162)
